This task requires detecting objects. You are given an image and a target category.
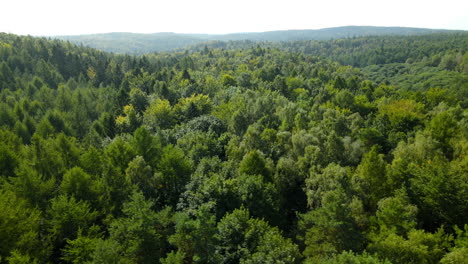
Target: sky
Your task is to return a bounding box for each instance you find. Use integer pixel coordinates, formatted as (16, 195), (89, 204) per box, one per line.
(1, 0), (467, 36)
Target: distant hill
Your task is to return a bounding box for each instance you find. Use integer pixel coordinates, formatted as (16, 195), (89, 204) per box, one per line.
(57, 32), (205, 55)
(55, 26), (465, 54)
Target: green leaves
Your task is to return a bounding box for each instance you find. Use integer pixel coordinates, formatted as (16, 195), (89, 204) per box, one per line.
(368, 228), (450, 264)
(239, 150), (271, 180)
(60, 167), (103, 206)
(107, 191), (163, 263)
(143, 98), (176, 129)
(300, 188), (365, 260)
(0, 143), (18, 177)
(221, 74), (237, 87)
(167, 203), (218, 263)
(0, 190), (42, 260)
(155, 144), (193, 206)
(47, 195), (97, 246)
(217, 208), (300, 264)
(356, 145), (389, 210)
(0, 32), (467, 263)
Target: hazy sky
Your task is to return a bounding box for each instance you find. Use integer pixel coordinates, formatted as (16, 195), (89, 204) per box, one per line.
(1, 0), (467, 35)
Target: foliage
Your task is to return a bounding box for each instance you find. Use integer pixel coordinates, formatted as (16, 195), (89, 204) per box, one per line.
(0, 31), (466, 262)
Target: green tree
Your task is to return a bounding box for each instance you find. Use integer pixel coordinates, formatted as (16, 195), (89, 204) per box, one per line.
(0, 61), (16, 90)
(125, 156), (156, 198)
(143, 98), (176, 129)
(221, 74), (237, 87)
(355, 145), (389, 210)
(154, 144), (193, 206)
(0, 190), (42, 261)
(174, 94), (212, 121)
(238, 150), (271, 180)
(0, 143), (18, 177)
(368, 228), (450, 264)
(440, 248), (468, 264)
(236, 173), (281, 226)
(374, 189), (418, 236)
(129, 87), (148, 113)
(216, 208), (300, 264)
(61, 229), (100, 264)
(94, 191), (164, 264)
(321, 251), (391, 264)
(305, 163), (350, 209)
(299, 188), (364, 261)
(104, 136), (137, 174)
(60, 167), (103, 208)
(132, 126), (161, 166)
(426, 111), (457, 157)
(47, 195), (97, 259)
(167, 203), (218, 263)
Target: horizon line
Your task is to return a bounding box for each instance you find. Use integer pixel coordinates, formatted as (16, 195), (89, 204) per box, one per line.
(8, 25), (466, 38)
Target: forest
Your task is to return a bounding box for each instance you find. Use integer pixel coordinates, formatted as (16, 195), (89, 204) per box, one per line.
(57, 26), (460, 54)
(0, 31), (467, 263)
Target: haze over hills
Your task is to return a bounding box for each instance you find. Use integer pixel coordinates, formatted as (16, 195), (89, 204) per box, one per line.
(55, 26), (466, 55)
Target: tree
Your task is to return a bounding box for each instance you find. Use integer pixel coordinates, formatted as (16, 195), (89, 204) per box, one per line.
(177, 130), (222, 164)
(410, 157), (468, 229)
(61, 228), (100, 264)
(216, 208), (300, 264)
(368, 228), (450, 264)
(0, 61), (16, 90)
(115, 104), (141, 133)
(235, 173), (281, 226)
(0, 143), (18, 177)
(129, 87), (149, 113)
(275, 157), (307, 227)
(238, 150), (271, 180)
(324, 131), (345, 164)
(104, 136), (137, 174)
(299, 188), (364, 261)
(79, 146), (104, 176)
(426, 111), (458, 158)
(132, 126), (161, 166)
(440, 225), (468, 264)
(96, 112), (116, 138)
(305, 163), (350, 209)
(154, 144), (193, 206)
(0, 190), (42, 261)
(378, 99), (424, 133)
(440, 248), (468, 264)
(167, 203), (218, 263)
(47, 195), (97, 259)
(174, 94), (212, 121)
(374, 189), (418, 236)
(60, 167), (102, 208)
(125, 156), (155, 198)
(93, 191), (164, 264)
(221, 74), (237, 87)
(355, 145), (389, 210)
(143, 98), (176, 129)
(321, 251), (391, 264)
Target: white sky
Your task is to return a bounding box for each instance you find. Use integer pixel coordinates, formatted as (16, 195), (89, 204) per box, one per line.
(1, 0), (467, 36)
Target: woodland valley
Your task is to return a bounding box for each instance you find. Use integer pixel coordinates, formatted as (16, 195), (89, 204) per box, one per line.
(0, 27), (467, 263)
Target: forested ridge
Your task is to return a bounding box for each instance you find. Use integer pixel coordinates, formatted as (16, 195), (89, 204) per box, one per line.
(0, 32), (467, 263)
(56, 26), (463, 54)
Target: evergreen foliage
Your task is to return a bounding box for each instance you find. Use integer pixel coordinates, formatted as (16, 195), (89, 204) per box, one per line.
(0, 31), (467, 263)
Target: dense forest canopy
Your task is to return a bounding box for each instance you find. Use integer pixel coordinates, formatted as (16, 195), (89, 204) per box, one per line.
(0, 31), (467, 263)
(56, 26), (465, 54)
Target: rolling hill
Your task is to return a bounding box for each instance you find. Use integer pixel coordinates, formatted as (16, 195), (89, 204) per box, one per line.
(55, 26), (464, 54)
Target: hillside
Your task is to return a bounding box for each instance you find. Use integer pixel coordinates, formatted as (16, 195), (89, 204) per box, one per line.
(55, 26), (464, 54)
(0, 32), (467, 263)
(189, 33), (468, 93)
(58, 32), (205, 54)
